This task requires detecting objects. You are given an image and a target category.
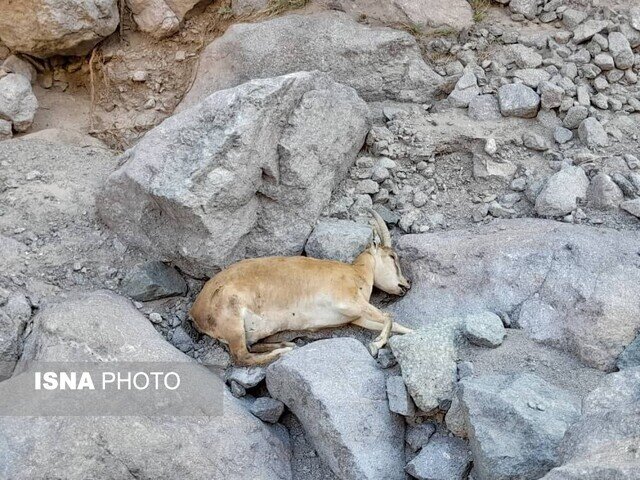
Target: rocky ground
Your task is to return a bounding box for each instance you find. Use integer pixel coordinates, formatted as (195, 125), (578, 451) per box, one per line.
(1, 0), (640, 479)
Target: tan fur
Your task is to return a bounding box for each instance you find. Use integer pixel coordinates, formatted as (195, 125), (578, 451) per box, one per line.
(190, 217), (412, 366)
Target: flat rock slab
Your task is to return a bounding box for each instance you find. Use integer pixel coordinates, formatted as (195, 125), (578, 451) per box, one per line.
(392, 219), (640, 371)
(267, 337), (405, 480)
(458, 373), (581, 480)
(178, 11), (442, 110)
(98, 71), (369, 277)
(0, 291), (291, 480)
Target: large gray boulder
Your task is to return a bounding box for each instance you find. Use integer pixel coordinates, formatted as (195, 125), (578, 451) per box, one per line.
(266, 338), (405, 480)
(178, 12), (443, 110)
(0, 73), (38, 132)
(0, 0), (119, 57)
(392, 219), (640, 371)
(543, 368), (640, 479)
(457, 374), (581, 480)
(389, 318), (462, 412)
(0, 290), (292, 479)
(535, 166), (589, 217)
(98, 71), (370, 277)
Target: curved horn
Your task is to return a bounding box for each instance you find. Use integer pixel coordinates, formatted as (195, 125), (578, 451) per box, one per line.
(369, 209), (392, 246)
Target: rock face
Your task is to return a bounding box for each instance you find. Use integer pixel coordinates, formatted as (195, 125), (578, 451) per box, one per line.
(0, 73), (38, 132)
(98, 72), (370, 277)
(0, 291), (292, 480)
(535, 166), (589, 217)
(0, 0), (119, 57)
(543, 368), (640, 479)
(178, 12), (443, 110)
(266, 338), (405, 480)
(127, 0), (203, 38)
(457, 374), (581, 480)
(392, 219), (640, 371)
(389, 318), (462, 412)
(304, 219), (372, 263)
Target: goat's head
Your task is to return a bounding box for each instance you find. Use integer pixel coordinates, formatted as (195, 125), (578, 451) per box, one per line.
(368, 210), (411, 296)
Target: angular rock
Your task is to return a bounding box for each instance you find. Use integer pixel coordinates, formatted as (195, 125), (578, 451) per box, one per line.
(226, 366), (266, 389)
(386, 375), (415, 416)
(578, 117), (608, 148)
(561, 8), (588, 29)
(121, 260), (187, 301)
(305, 219), (372, 263)
(608, 32), (634, 70)
(540, 82), (564, 110)
(514, 68), (550, 88)
(458, 374), (581, 480)
(0, 291), (291, 479)
(405, 435), (471, 480)
(0, 0), (119, 57)
(127, 0), (203, 38)
(179, 12), (443, 110)
(586, 173), (623, 210)
(250, 397), (285, 424)
(562, 105), (588, 129)
(267, 338), (405, 480)
(616, 335), (640, 370)
(468, 94), (501, 121)
(98, 72), (370, 277)
(553, 127), (573, 144)
(535, 166), (589, 217)
(463, 312), (505, 348)
(389, 318), (461, 412)
(572, 20), (608, 44)
(0, 292), (31, 380)
(621, 198), (640, 219)
(523, 132), (549, 151)
(392, 219), (640, 371)
(510, 44), (543, 69)
(406, 422), (436, 452)
(497, 84), (540, 118)
(448, 71), (480, 108)
(543, 368), (640, 479)
(0, 73), (38, 132)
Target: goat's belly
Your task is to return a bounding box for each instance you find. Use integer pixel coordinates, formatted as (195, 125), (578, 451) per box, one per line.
(243, 304), (352, 344)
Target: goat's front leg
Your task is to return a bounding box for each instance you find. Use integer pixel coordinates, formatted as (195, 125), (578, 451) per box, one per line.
(358, 303), (393, 357)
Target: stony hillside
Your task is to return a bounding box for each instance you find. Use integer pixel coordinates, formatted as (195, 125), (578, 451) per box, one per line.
(1, 0), (639, 479)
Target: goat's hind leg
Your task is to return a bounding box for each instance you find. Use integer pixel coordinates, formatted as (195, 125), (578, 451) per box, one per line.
(249, 341), (296, 353)
(221, 304), (293, 366)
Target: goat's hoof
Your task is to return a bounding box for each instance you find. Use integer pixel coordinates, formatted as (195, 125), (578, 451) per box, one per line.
(368, 342), (380, 358)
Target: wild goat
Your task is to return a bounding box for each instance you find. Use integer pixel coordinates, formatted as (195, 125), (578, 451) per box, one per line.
(190, 210), (412, 366)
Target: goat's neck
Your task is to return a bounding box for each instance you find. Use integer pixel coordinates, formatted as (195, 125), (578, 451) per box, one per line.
(352, 250), (375, 299)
